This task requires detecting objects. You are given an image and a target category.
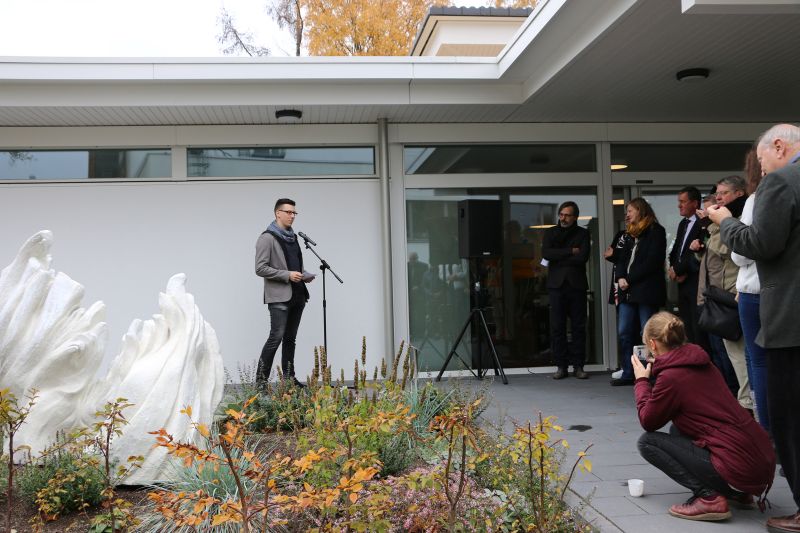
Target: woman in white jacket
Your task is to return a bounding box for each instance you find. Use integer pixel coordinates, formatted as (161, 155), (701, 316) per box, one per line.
(731, 150), (769, 432)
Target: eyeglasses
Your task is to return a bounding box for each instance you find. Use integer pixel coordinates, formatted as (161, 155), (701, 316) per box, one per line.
(277, 209), (299, 216)
(558, 212), (576, 218)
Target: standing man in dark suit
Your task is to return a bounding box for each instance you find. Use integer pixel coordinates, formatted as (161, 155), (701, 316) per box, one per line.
(542, 201), (591, 379)
(668, 186), (703, 344)
(708, 123), (800, 533)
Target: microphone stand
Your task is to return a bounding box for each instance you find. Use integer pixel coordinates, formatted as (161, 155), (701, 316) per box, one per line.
(301, 236), (343, 357)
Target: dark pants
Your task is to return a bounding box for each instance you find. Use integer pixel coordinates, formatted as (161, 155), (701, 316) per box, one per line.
(257, 301), (305, 381)
(618, 302), (658, 380)
(677, 277), (701, 344)
(638, 425), (744, 499)
(766, 347), (800, 508)
(738, 293), (769, 432)
(708, 332), (739, 399)
(548, 286), (587, 369)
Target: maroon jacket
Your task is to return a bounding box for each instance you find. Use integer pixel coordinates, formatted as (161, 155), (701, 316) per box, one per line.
(634, 343), (775, 495)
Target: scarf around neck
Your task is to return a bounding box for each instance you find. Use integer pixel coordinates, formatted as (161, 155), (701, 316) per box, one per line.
(267, 220), (297, 243)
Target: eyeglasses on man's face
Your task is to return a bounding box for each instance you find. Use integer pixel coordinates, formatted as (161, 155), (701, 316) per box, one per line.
(558, 212), (576, 218)
(277, 209), (299, 216)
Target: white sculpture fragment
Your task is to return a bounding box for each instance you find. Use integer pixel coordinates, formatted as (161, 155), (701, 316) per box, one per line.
(0, 231), (225, 484)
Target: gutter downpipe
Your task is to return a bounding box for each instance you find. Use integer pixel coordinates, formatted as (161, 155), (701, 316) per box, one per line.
(378, 118), (395, 362)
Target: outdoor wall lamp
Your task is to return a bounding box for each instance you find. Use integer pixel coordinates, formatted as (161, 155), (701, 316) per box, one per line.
(676, 68), (710, 82)
(275, 109), (303, 123)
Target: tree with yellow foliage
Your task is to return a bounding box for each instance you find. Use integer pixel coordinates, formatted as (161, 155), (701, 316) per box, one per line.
(219, 0), (438, 57)
(304, 0), (436, 56)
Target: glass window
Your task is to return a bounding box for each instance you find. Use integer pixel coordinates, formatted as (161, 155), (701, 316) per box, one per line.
(404, 144), (597, 174)
(610, 143), (751, 172)
(187, 147), (375, 177)
(407, 187), (602, 373)
(0, 149), (171, 180)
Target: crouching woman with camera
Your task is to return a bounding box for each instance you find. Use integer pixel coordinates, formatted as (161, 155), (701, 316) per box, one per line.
(632, 312), (775, 522)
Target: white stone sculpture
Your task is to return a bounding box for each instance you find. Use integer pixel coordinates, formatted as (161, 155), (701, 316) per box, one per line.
(0, 231), (225, 484)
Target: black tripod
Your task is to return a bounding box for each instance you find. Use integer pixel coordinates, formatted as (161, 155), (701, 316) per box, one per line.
(436, 281), (508, 384)
(300, 233), (343, 356)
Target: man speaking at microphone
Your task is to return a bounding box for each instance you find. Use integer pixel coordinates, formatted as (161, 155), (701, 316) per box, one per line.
(255, 198), (315, 387)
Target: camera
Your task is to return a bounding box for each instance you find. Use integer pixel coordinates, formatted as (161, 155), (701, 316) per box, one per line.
(633, 345), (649, 365)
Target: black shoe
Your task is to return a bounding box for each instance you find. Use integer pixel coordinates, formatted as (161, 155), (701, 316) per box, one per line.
(573, 367), (589, 379)
(285, 376), (306, 388)
(552, 368), (568, 380)
(610, 377), (634, 386)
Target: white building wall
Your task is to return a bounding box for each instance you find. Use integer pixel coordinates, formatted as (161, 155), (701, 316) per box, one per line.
(0, 178), (387, 381)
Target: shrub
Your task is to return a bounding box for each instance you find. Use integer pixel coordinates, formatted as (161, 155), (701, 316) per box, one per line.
(17, 445), (104, 519)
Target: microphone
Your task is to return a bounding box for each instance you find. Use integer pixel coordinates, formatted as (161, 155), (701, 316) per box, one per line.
(298, 231), (317, 246)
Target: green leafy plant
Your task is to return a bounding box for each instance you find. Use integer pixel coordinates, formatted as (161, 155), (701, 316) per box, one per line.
(17, 437), (104, 520)
(0, 387), (37, 533)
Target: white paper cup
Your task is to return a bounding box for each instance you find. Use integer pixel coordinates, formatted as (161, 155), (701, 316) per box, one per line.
(628, 478), (644, 497)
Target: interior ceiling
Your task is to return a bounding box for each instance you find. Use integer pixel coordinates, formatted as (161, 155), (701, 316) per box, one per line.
(0, 0), (798, 126)
(509, 0), (800, 122)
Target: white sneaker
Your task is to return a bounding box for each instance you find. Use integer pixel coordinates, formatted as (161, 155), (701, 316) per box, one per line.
(611, 369), (623, 379)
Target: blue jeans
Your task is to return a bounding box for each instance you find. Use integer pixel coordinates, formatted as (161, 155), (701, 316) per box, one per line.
(258, 301), (305, 381)
(739, 292), (769, 432)
(618, 302), (658, 380)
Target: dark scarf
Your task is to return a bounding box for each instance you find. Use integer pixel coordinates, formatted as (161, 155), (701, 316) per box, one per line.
(267, 220), (296, 243)
(725, 194), (748, 218)
(550, 222), (580, 247)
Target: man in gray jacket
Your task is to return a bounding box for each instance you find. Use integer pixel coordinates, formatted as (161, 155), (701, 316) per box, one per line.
(255, 198), (314, 386)
(708, 123), (800, 533)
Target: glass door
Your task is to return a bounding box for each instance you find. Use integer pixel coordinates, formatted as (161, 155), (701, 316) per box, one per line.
(406, 187), (601, 373)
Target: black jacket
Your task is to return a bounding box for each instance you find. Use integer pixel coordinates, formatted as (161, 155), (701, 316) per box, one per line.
(542, 223), (590, 290)
(669, 216), (702, 278)
(605, 230), (632, 305)
(616, 222), (667, 307)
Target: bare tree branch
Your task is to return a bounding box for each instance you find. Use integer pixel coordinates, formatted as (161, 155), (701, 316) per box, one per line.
(217, 8), (270, 57)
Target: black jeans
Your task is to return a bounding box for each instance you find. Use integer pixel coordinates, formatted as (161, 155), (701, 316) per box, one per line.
(766, 347), (800, 508)
(638, 425), (744, 499)
(257, 301), (305, 381)
(548, 286), (587, 369)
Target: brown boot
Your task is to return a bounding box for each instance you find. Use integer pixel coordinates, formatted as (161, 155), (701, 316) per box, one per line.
(573, 366), (589, 379)
(767, 512), (800, 532)
(552, 368), (568, 380)
(668, 494), (731, 521)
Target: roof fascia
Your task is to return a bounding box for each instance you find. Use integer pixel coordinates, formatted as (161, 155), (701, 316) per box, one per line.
(497, 0), (640, 100)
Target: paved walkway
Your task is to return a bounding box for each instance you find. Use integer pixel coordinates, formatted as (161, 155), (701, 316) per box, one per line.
(439, 372), (793, 533)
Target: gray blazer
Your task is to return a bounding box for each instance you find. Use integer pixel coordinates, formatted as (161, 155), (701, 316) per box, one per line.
(255, 231), (309, 304)
(720, 161), (800, 348)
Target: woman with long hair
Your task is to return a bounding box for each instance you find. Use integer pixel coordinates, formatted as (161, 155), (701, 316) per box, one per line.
(611, 197), (666, 386)
(633, 312), (775, 521)
(731, 149), (769, 430)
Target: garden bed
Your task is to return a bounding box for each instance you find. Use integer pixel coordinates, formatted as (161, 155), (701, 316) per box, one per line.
(2, 343), (592, 532)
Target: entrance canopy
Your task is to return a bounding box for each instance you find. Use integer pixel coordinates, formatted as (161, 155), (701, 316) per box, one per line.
(1, 0), (799, 127)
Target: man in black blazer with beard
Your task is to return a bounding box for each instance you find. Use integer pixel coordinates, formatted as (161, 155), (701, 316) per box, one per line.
(542, 201), (591, 380)
(668, 186), (703, 344)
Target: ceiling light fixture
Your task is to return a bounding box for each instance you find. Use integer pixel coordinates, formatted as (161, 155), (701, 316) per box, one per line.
(610, 163), (628, 170)
(275, 109), (303, 123)
(676, 68), (710, 82)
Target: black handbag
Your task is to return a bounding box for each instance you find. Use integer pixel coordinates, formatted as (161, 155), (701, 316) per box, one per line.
(697, 285), (742, 341)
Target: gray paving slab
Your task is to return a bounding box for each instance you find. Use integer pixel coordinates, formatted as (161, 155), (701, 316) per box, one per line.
(433, 372), (785, 532)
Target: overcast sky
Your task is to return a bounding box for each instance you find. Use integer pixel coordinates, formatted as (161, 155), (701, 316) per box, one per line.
(2, 0), (300, 57)
(1, 0), (487, 58)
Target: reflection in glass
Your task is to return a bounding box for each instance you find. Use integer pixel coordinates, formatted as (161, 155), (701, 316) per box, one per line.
(0, 149), (171, 180)
(610, 144), (750, 172)
(407, 188), (601, 373)
(404, 144), (596, 174)
(187, 147), (374, 177)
